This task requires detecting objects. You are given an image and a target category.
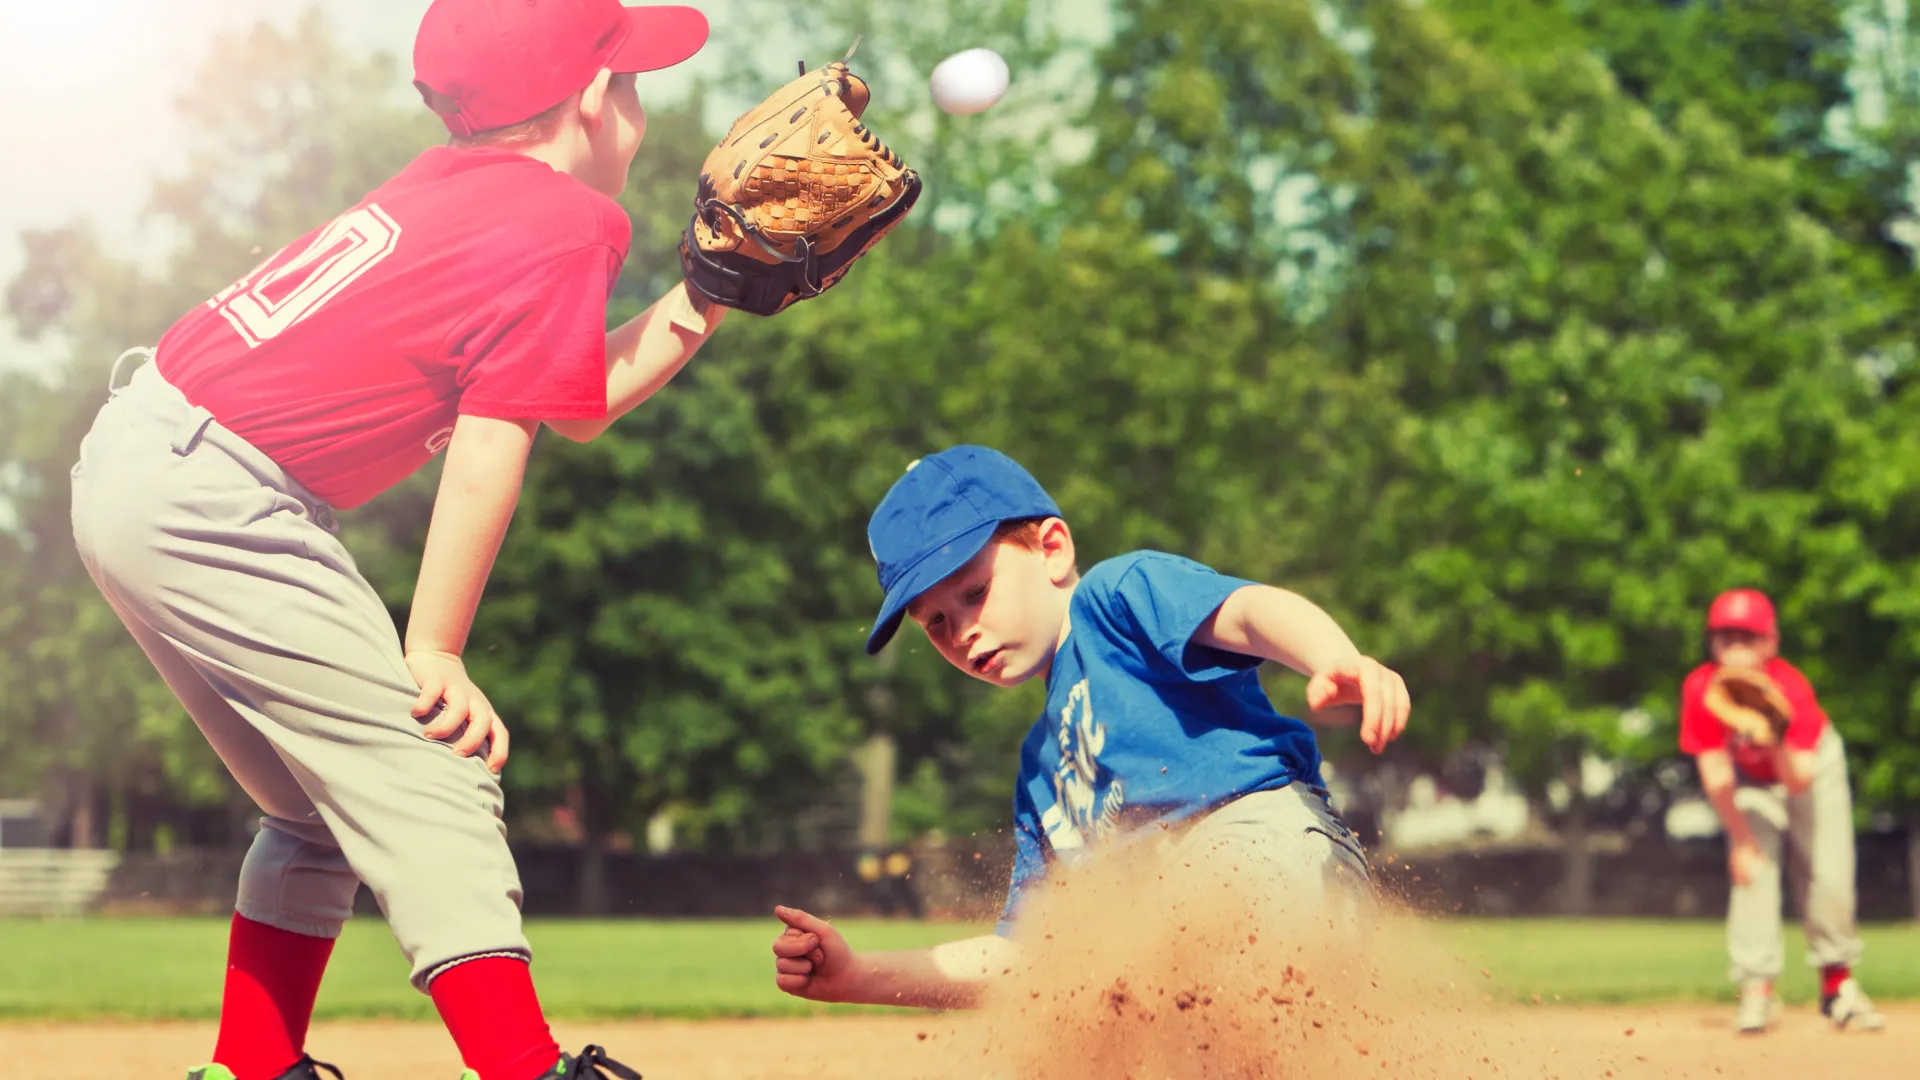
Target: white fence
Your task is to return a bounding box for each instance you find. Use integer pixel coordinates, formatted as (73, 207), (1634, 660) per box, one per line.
(0, 849), (121, 916)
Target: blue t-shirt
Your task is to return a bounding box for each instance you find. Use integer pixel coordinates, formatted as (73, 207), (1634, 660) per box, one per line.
(996, 551), (1326, 935)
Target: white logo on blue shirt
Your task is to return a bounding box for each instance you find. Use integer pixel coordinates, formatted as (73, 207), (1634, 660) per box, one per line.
(1040, 678), (1125, 858)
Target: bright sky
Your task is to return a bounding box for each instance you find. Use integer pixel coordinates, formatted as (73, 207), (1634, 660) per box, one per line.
(4, 3), (421, 272)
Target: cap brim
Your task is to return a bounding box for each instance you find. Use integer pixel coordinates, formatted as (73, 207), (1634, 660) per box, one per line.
(612, 6), (710, 73)
(864, 518), (1000, 656)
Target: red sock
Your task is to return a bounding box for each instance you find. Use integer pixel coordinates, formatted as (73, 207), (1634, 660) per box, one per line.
(431, 956), (561, 1080)
(1822, 964), (1851, 998)
(212, 914), (336, 1080)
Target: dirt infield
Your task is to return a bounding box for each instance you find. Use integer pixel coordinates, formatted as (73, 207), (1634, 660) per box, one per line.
(10, 849), (1906, 1079)
(2, 1005), (1914, 1080)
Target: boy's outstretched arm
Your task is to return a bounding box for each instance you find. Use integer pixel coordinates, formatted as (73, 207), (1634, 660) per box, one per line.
(770, 906), (1013, 1010)
(1194, 585), (1411, 753)
(546, 282), (727, 442)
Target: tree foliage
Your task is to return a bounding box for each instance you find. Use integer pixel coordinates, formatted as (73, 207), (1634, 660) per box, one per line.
(9, 0), (1920, 867)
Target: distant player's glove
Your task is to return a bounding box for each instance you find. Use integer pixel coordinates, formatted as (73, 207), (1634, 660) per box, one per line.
(1702, 666), (1794, 748)
(679, 38), (922, 316)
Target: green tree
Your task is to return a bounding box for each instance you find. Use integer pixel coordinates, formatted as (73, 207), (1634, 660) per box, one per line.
(1446, 1), (1920, 267)
(1054, 0), (1920, 913)
(1327, 0), (1915, 906)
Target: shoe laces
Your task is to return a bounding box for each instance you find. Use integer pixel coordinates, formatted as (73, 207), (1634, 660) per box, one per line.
(291, 1058), (344, 1080)
(562, 1047), (642, 1080)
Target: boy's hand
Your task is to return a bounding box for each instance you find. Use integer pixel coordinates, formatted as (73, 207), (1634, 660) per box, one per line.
(1306, 655), (1410, 755)
(406, 650), (510, 774)
(1729, 837), (1769, 888)
(771, 905), (858, 1002)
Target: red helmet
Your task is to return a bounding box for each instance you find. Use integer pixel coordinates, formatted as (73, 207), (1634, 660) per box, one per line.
(1707, 588), (1777, 636)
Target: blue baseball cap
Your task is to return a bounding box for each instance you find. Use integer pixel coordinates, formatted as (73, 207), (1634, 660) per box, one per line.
(864, 446), (1061, 655)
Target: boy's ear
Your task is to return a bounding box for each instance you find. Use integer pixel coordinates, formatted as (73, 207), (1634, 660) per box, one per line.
(1040, 517), (1076, 583)
(577, 68), (615, 132)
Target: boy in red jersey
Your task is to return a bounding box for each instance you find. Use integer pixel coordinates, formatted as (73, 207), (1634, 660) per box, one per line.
(71, 3), (734, 1078)
(1678, 589), (1884, 1036)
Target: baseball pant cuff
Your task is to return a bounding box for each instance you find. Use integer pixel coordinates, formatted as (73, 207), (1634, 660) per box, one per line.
(233, 903), (347, 942)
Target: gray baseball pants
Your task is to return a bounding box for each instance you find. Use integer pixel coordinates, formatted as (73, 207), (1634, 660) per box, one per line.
(1162, 783), (1376, 930)
(69, 356), (529, 989)
(1727, 728), (1864, 985)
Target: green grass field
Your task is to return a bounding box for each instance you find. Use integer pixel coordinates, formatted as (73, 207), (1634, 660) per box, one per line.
(2, 917), (1917, 1021)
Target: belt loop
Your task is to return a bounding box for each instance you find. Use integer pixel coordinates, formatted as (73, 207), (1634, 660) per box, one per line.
(107, 347), (155, 398)
(171, 408), (215, 456)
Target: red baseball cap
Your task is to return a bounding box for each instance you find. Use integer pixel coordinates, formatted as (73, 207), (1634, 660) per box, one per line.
(1706, 588), (1777, 636)
(414, 0), (710, 138)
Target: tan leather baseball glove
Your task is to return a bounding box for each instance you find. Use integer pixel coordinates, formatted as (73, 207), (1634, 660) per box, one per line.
(1702, 665), (1794, 748)
(679, 39), (921, 316)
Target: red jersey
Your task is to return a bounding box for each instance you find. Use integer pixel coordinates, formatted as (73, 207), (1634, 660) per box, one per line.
(156, 145), (626, 510)
(1678, 657), (1828, 783)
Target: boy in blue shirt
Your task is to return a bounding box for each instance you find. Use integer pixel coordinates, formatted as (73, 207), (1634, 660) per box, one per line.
(768, 446), (1409, 1007)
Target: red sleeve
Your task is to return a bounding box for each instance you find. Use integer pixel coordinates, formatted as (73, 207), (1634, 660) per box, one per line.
(1677, 664), (1725, 756)
(450, 243), (620, 421)
(1768, 659), (1830, 750)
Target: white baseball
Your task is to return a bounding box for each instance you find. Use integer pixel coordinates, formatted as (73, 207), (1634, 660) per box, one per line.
(929, 48), (1010, 116)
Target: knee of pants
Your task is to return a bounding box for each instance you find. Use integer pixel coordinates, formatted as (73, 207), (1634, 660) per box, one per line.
(236, 818), (361, 939)
(1805, 876), (1857, 916)
(1805, 841), (1856, 885)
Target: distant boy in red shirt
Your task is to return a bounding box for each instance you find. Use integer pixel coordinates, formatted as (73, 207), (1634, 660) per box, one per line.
(1678, 589), (1883, 1036)
(71, 2), (732, 1078)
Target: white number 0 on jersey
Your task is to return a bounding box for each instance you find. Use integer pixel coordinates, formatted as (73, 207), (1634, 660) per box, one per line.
(210, 205), (402, 347)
